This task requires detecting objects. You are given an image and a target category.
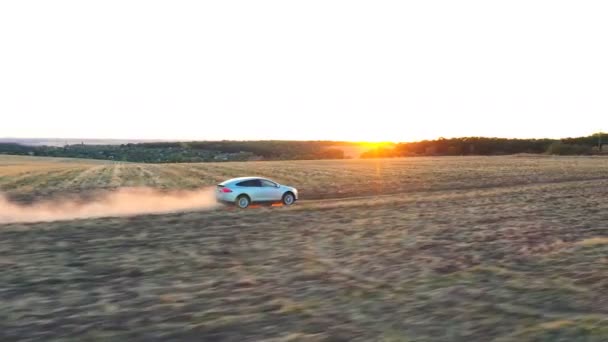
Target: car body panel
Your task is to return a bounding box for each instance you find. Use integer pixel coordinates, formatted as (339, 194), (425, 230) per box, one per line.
(258, 179), (283, 201)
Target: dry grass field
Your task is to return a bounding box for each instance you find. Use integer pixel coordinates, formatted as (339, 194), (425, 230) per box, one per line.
(2, 154), (608, 202)
(1, 155), (608, 341)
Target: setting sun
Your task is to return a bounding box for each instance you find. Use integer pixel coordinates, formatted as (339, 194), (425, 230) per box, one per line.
(358, 141), (394, 149)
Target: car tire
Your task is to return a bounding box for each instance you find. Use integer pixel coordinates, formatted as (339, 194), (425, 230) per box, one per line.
(236, 195), (251, 209)
(282, 192), (295, 206)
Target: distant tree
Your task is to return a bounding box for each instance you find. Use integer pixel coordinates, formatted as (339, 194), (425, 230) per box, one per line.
(546, 142), (591, 155)
(447, 145), (462, 155)
(318, 148), (345, 159)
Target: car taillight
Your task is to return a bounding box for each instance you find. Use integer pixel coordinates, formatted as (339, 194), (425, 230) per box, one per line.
(221, 187), (232, 193)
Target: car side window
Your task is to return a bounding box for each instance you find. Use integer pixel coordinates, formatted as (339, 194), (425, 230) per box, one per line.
(261, 180), (277, 187)
(236, 180), (252, 187)
(237, 179), (262, 187)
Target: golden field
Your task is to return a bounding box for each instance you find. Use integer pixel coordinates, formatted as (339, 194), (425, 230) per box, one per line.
(1, 155), (608, 341)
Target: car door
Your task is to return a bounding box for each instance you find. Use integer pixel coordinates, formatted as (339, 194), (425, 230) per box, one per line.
(259, 179), (282, 201)
(237, 179), (263, 201)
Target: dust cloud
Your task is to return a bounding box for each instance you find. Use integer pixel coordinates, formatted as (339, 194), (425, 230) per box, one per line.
(0, 187), (219, 224)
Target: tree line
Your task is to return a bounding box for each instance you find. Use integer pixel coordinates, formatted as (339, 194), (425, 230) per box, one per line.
(0, 140), (347, 163)
(0, 135), (604, 163)
(361, 135), (604, 158)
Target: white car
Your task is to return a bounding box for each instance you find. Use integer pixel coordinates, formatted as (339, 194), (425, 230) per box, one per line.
(215, 177), (299, 208)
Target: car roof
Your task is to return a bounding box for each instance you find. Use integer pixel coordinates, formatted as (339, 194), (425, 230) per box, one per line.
(219, 177), (272, 185)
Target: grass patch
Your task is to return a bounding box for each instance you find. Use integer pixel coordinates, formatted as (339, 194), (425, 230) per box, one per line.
(575, 237), (608, 247)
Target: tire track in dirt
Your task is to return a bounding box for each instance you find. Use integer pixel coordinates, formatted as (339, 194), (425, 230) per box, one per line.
(109, 163), (125, 187)
(143, 164), (204, 188)
(59, 165), (106, 190)
(1, 168), (84, 193)
(168, 164), (227, 185)
(297, 175), (608, 202)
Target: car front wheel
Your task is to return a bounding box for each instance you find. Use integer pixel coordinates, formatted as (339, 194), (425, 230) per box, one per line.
(282, 192), (295, 206)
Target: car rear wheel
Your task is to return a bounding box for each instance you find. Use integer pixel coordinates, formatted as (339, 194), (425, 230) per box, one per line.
(282, 192), (295, 206)
(236, 195), (250, 209)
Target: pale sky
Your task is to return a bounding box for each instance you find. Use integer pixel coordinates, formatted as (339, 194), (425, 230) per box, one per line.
(1, 1), (607, 142)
